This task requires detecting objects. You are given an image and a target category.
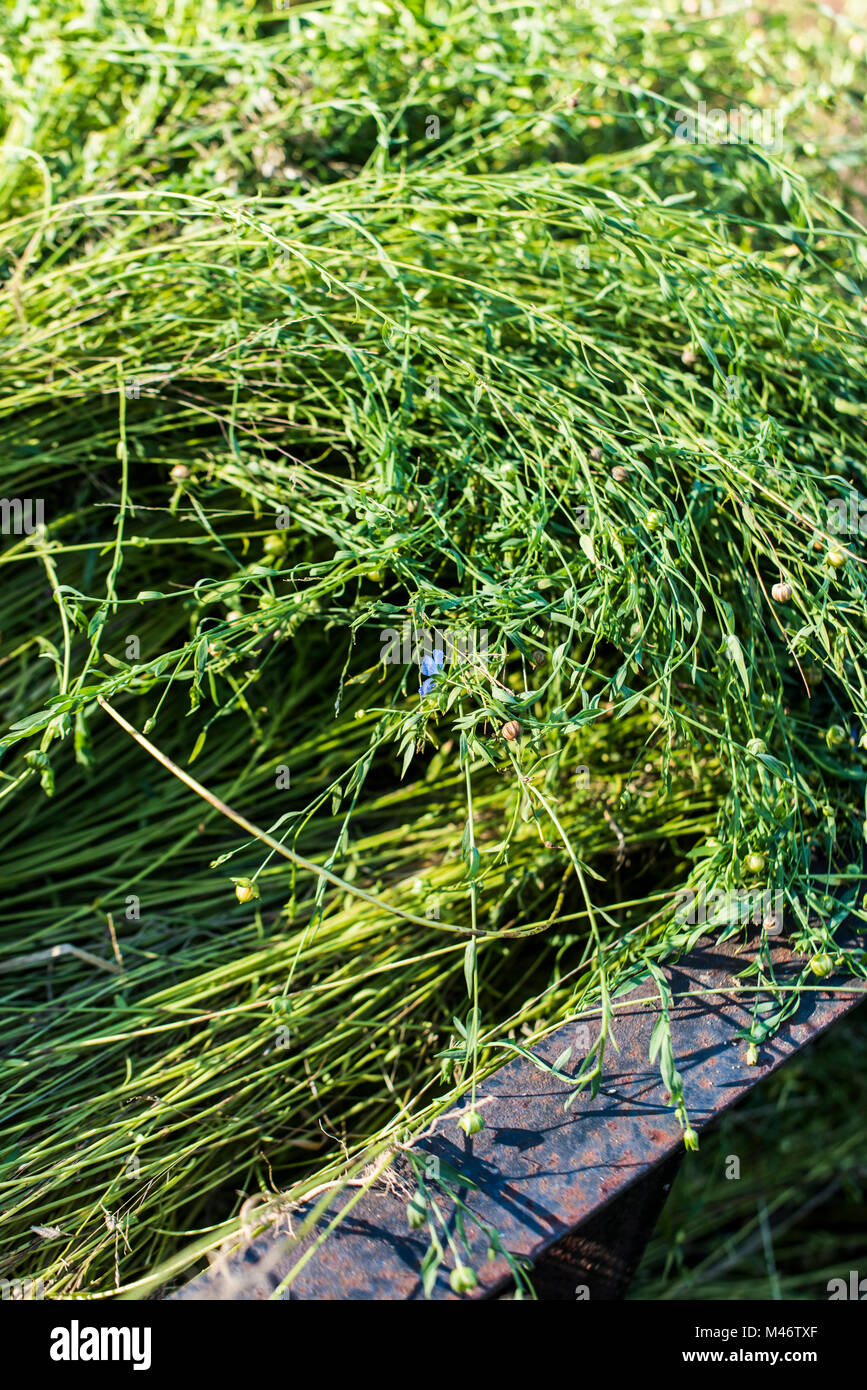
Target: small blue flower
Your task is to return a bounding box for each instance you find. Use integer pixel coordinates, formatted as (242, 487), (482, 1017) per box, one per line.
(419, 648), (445, 697)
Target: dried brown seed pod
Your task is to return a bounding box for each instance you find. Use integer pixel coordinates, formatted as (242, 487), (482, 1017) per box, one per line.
(589, 445), (603, 461)
(501, 720), (521, 742)
(611, 465), (628, 482)
(681, 345), (697, 366)
(170, 464), (190, 481)
(771, 581), (793, 603)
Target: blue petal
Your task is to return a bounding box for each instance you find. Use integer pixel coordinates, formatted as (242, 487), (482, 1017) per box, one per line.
(420, 648), (446, 677)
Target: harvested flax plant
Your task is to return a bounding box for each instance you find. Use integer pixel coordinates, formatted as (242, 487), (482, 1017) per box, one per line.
(0, 0), (866, 1297)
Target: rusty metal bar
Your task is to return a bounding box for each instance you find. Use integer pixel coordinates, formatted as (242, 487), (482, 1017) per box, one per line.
(524, 1150), (684, 1300)
(174, 931), (864, 1301)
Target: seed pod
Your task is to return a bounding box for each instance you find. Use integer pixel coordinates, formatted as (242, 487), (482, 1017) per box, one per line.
(501, 720), (521, 742)
(459, 1110), (485, 1136)
(746, 738), (766, 756)
(589, 445), (603, 461)
(745, 1043), (759, 1066)
(681, 345), (697, 366)
(745, 852), (766, 875)
(449, 1265), (479, 1294)
(233, 878), (258, 905)
(644, 508), (663, 532)
(611, 465), (628, 482)
(809, 952), (833, 978)
(825, 724), (848, 750)
(170, 464), (190, 481)
(771, 581), (792, 603)
(826, 546), (846, 569)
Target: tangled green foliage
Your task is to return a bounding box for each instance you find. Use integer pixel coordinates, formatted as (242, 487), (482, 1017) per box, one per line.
(0, 0), (865, 1297)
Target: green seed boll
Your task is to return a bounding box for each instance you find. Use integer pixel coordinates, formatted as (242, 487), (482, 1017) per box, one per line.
(746, 738), (767, 756)
(683, 1126), (699, 1151)
(745, 1043), (759, 1066)
(459, 1110), (485, 1136)
(234, 878), (258, 904)
(825, 724), (848, 750)
(745, 852), (766, 875)
(644, 508), (663, 531)
(809, 952), (834, 978)
(449, 1265), (478, 1294)
(826, 546), (847, 569)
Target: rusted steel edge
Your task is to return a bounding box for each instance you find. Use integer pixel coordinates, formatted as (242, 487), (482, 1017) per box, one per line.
(173, 932), (865, 1300)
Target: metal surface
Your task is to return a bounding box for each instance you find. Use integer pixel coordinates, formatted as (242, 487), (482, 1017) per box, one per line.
(526, 1150), (684, 1300)
(174, 931), (864, 1300)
